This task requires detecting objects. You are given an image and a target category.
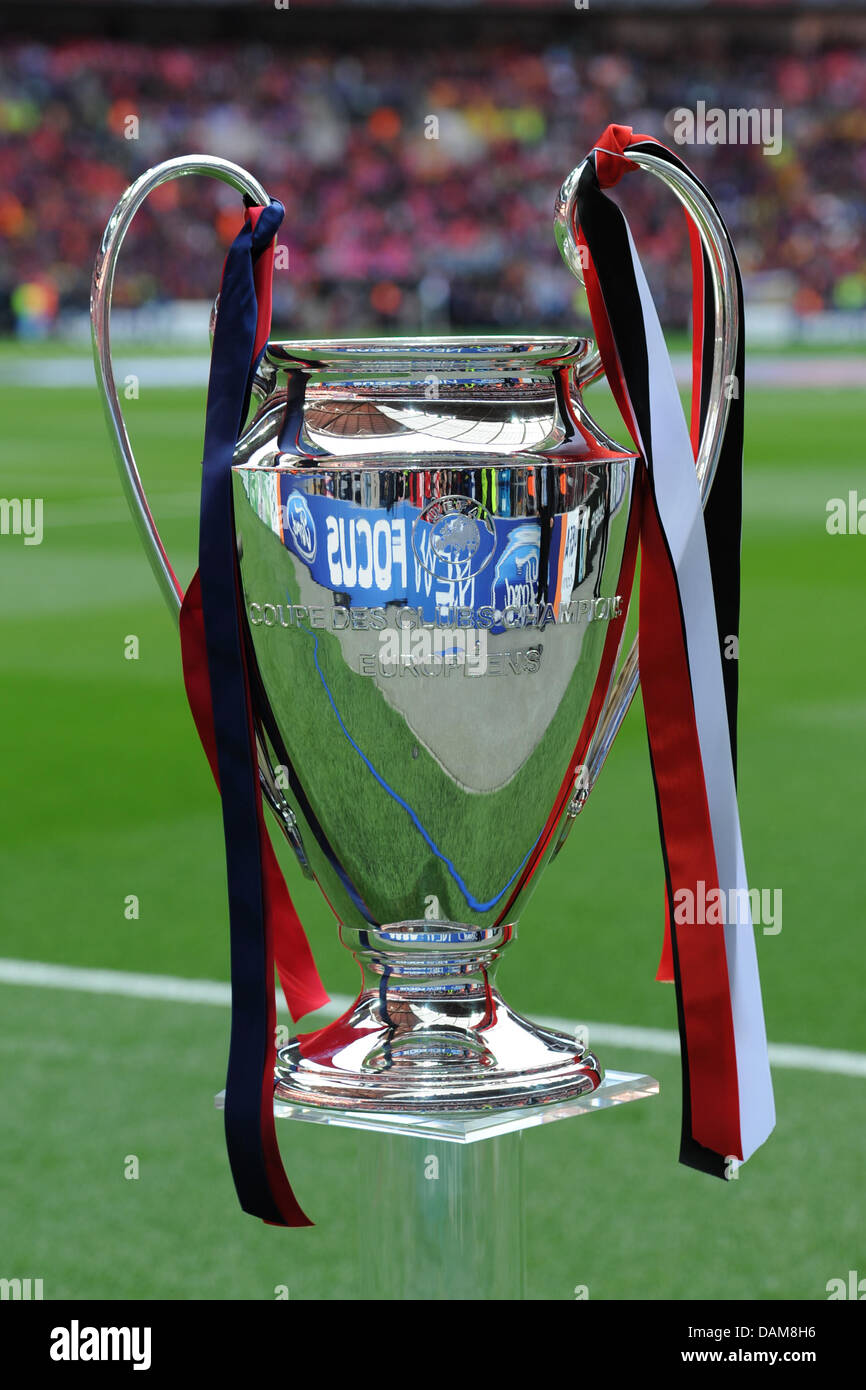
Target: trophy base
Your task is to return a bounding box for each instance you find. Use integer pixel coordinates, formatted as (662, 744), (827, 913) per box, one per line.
(274, 985), (601, 1114)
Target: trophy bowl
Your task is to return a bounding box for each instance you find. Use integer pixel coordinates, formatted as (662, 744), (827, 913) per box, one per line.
(229, 334), (638, 1111)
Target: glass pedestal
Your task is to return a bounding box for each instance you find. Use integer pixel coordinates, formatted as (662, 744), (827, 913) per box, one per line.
(217, 1069), (658, 1300)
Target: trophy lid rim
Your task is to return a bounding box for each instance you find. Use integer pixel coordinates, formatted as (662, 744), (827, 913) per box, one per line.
(265, 335), (591, 370)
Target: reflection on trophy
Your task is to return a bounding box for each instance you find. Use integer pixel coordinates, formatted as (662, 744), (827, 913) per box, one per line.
(235, 335), (635, 1110)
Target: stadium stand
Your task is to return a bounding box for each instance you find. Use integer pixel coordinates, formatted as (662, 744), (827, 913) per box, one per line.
(1, 22), (864, 334)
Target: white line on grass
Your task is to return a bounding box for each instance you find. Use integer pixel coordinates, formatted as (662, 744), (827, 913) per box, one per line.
(5, 354), (866, 390)
(1, 957), (863, 1079)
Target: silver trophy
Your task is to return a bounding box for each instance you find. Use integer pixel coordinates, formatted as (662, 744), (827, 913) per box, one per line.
(93, 154), (735, 1116)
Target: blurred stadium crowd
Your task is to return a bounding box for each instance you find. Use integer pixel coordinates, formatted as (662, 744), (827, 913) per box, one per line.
(1, 25), (865, 335)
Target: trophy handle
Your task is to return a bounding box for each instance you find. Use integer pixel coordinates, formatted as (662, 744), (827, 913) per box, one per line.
(91, 156), (313, 871)
(554, 148), (739, 814)
(91, 154), (270, 616)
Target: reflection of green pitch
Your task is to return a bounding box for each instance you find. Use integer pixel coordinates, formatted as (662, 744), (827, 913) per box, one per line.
(240, 505), (610, 928)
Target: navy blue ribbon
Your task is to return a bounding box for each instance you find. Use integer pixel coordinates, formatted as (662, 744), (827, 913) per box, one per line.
(197, 199), (310, 1226)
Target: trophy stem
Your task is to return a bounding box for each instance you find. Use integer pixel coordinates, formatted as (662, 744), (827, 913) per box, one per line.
(275, 921), (602, 1113)
(357, 1128), (525, 1300)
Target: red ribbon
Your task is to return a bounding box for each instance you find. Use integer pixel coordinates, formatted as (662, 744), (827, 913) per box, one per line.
(578, 125), (744, 1159)
(179, 570), (328, 1024)
(592, 123), (643, 188)
(586, 124), (714, 990)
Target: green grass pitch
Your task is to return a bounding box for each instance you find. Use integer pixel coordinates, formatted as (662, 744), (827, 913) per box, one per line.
(0, 365), (864, 1299)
